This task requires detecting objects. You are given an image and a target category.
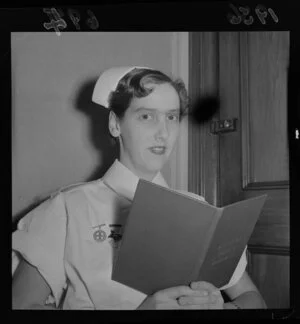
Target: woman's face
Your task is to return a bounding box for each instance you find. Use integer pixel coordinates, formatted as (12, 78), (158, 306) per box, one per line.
(110, 82), (181, 180)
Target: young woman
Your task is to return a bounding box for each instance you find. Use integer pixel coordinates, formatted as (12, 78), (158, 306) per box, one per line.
(12, 66), (266, 310)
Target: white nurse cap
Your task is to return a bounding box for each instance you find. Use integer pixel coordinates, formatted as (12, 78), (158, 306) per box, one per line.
(92, 66), (152, 108)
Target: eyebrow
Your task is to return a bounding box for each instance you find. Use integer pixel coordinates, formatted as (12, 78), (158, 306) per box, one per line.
(133, 107), (180, 113)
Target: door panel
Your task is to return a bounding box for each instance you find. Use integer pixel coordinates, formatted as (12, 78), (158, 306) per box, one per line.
(248, 253), (290, 309)
(245, 32), (289, 183)
(243, 188), (289, 248)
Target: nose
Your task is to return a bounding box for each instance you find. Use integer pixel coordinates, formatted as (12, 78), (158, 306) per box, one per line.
(155, 117), (169, 141)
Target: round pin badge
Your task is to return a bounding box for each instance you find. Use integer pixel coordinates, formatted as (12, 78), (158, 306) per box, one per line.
(93, 229), (107, 242)
(93, 224), (107, 242)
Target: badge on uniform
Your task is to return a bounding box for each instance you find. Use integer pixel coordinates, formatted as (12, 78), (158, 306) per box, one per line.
(92, 224), (107, 242)
(108, 224), (122, 248)
(92, 224), (122, 247)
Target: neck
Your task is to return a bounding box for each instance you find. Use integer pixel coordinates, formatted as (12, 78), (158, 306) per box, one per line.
(119, 158), (158, 182)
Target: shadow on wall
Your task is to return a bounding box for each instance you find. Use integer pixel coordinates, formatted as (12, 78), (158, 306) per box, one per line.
(74, 77), (119, 181)
(12, 78), (119, 231)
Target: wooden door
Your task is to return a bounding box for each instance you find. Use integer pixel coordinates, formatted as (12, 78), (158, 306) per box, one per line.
(189, 32), (290, 309)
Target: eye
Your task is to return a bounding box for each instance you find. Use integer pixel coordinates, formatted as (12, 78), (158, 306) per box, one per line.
(167, 113), (180, 122)
(139, 113), (154, 121)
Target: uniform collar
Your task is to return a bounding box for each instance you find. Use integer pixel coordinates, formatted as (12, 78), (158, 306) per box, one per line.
(102, 159), (169, 201)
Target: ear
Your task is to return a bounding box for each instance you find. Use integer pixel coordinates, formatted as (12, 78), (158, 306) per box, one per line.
(108, 110), (121, 138)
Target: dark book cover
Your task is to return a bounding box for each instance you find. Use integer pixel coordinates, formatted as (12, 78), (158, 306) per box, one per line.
(111, 180), (267, 295)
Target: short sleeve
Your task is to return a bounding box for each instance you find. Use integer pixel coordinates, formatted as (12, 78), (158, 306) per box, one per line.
(219, 247), (248, 290)
(12, 193), (67, 306)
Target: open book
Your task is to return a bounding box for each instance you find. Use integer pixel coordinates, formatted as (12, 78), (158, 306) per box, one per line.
(112, 179), (267, 295)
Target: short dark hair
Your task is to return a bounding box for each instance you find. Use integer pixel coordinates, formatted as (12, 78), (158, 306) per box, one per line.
(108, 68), (189, 120)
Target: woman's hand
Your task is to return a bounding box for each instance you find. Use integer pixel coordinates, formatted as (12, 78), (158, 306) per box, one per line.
(182, 281), (224, 309)
(137, 283), (222, 310)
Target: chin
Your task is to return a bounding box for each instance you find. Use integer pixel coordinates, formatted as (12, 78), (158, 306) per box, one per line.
(145, 159), (166, 174)
(140, 151), (169, 174)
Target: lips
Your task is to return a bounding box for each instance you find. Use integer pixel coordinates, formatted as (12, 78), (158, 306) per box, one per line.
(148, 146), (167, 155)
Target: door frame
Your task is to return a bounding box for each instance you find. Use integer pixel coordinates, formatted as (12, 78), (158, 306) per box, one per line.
(188, 32), (220, 206)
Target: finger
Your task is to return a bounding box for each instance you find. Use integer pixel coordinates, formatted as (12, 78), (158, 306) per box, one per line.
(157, 285), (195, 299)
(179, 289), (209, 297)
(190, 281), (219, 293)
(178, 294), (218, 306)
(190, 281), (218, 291)
(156, 285), (212, 301)
(207, 296), (224, 309)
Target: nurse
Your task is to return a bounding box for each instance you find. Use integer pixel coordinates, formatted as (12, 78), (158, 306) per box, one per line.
(12, 66), (266, 309)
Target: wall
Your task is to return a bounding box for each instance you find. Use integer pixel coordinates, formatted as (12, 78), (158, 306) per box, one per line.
(12, 32), (189, 221)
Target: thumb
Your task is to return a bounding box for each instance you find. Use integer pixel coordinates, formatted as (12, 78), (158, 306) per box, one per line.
(190, 281), (219, 293)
